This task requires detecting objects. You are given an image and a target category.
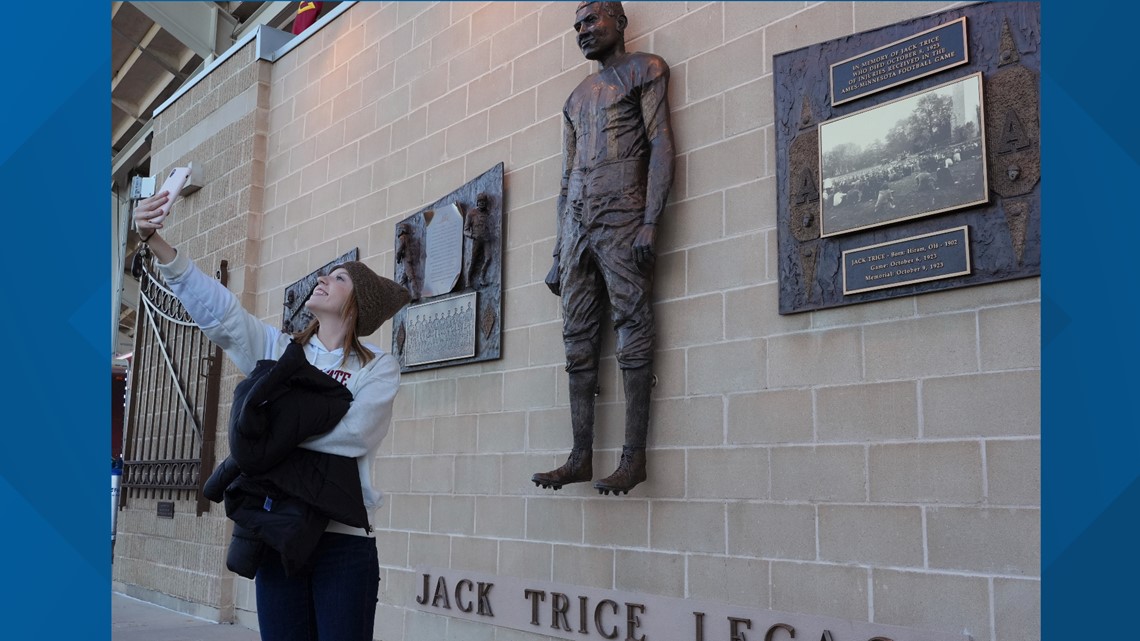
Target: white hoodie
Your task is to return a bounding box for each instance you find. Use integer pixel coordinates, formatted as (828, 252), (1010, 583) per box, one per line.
(158, 251), (399, 536)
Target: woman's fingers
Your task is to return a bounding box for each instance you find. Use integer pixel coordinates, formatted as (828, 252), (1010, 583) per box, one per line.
(135, 191), (170, 227)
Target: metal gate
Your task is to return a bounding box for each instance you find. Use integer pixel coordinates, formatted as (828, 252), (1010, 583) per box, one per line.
(121, 249), (227, 516)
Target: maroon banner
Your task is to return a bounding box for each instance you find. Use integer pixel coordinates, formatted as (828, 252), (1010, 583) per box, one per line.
(292, 2), (323, 34)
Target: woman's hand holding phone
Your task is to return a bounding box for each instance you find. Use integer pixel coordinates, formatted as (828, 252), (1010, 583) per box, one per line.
(153, 166), (191, 224)
(134, 191), (171, 237)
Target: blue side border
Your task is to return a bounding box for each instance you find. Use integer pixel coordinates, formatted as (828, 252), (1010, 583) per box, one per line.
(1041, 0), (1140, 637)
(0, 4), (108, 638)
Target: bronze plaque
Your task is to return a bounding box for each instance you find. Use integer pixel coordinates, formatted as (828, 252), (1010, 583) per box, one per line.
(403, 292), (477, 367)
(392, 163), (504, 372)
(984, 20), (1040, 201)
(843, 226), (970, 294)
(775, 2), (1040, 314)
(831, 17), (969, 106)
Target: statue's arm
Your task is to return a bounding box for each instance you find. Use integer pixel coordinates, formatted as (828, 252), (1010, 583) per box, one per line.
(547, 112), (577, 295)
(641, 61), (675, 227)
(634, 60), (675, 264)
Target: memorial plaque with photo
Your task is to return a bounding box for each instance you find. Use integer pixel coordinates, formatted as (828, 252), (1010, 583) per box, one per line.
(391, 163), (504, 372)
(774, 2), (1039, 314)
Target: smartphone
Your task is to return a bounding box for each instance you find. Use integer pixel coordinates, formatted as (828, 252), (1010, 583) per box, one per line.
(154, 166), (191, 223)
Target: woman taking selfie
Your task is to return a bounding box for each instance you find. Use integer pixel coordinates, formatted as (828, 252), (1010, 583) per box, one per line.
(134, 189), (409, 641)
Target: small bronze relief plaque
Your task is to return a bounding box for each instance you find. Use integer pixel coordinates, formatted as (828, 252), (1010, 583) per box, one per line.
(788, 129), (822, 243)
(985, 74), (1039, 198)
(843, 226), (970, 295)
(157, 501), (175, 519)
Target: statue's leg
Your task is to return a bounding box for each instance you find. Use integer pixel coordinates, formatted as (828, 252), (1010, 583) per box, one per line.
(531, 366), (597, 490)
(533, 226), (602, 490)
(591, 215), (654, 496)
(594, 364), (651, 495)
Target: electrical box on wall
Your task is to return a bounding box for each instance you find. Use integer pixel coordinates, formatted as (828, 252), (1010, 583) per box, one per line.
(134, 162), (203, 202)
(129, 175), (156, 200)
(179, 162), (203, 196)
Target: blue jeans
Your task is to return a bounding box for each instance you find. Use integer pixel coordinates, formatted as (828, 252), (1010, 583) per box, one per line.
(255, 532), (379, 641)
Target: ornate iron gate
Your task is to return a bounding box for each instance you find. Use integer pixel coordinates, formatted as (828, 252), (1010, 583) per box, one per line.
(121, 250), (227, 516)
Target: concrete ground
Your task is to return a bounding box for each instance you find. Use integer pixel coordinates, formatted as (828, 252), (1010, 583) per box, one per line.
(112, 591), (260, 641)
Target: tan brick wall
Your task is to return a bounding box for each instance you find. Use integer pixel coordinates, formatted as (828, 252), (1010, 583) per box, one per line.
(121, 3), (1040, 640)
(112, 38), (270, 620)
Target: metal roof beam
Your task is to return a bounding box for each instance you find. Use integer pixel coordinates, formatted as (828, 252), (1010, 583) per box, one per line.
(112, 22), (186, 88)
(233, 2), (296, 40)
(133, 1), (238, 59)
(111, 97), (142, 121)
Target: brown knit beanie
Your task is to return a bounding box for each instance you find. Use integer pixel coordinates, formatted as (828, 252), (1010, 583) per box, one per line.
(331, 261), (410, 336)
